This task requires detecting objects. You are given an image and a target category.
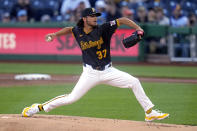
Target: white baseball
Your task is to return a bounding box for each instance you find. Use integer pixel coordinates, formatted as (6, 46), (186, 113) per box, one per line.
(46, 36), (52, 42)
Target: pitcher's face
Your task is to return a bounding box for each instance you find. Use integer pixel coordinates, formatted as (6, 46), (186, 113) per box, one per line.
(85, 14), (98, 27)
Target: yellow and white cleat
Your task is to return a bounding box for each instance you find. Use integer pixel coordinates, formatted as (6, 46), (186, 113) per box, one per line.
(22, 104), (40, 117)
(145, 110), (169, 122)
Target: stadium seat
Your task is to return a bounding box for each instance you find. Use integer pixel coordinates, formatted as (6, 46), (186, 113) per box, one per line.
(44, 0), (59, 10)
(30, 0), (45, 9)
(0, 0), (15, 12)
(0, 0), (196, 22)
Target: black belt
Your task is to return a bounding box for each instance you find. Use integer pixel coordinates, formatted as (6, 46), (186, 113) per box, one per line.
(83, 63), (112, 71)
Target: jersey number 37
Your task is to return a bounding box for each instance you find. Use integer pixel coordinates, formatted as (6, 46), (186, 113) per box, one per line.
(96, 49), (107, 60)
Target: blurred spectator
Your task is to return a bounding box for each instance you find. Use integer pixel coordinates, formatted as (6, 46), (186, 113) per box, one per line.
(188, 13), (197, 27)
(170, 4), (190, 57)
(128, 0), (147, 3)
(135, 6), (148, 23)
(154, 7), (170, 54)
(1, 12), (11, 23)
(66, 1), (86, 22)
(95, 0), (107, 24)
(155, 7), (169, 25)
(105, 0), (121, 21)
(61, 0), (90, 17)
(41, 14), (51, 23)
(146, 7), (158, 54)
(75, 6), (84, 22)
(146, 8), (161, 54)
(120, 1), (134, 20)
(17, 9), (28, 22)
(68, 12), (77, 22)
(74, 1), (86, 21)
(89, 0), (97, 7)
(10, 0), (34, 22)
(147, 8), (156, 24)
(170, 4), (188, 27)
(121, 6), (134, 20)
(110, 0), (124, 8)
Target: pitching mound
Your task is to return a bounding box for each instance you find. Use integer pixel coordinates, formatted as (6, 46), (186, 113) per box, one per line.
(0, 114), (196, 131)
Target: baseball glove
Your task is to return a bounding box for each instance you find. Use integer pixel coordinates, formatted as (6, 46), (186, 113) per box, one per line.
(122, 30), (144, 48)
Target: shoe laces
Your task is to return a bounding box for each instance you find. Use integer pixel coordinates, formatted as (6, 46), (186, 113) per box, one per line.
(154, 109), (162, 113)
(27, 105), (38, 114)
(153, 109), (164, 115)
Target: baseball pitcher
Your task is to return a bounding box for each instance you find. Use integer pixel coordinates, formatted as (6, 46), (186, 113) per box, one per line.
(22, 8), (169, 122)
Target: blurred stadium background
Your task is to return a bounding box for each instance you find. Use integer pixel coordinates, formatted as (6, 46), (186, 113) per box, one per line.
(0, 0), (197, 63)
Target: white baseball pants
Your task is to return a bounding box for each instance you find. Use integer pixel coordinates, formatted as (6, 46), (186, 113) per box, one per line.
(43, 65), (154, 112)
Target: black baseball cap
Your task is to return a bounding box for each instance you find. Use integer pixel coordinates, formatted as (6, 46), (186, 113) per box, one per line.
(82, 8), (101, 17)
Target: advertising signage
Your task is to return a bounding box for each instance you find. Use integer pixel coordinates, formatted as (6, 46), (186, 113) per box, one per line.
(0, 28), (138, 57)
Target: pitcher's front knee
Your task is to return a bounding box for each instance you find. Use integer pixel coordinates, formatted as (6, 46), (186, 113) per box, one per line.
(134, 77), (140, 85)
(129, 77), (141, 89)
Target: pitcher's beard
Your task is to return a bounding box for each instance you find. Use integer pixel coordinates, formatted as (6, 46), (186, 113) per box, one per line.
(86, 20), (97, 28)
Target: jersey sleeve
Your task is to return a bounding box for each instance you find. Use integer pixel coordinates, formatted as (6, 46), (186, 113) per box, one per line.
(71, 27), (76, 38)
(100, 19), (120, 36)
(71, 26), (80, 41)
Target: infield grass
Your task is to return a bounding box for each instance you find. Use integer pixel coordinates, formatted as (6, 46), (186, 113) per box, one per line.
(0, 82), (196, 125)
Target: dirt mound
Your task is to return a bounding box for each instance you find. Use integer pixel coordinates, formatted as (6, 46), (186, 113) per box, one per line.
(0, 114), (196, 131)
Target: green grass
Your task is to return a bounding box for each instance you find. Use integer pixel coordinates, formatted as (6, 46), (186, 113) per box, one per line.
(0, 63), (82, 75)
(0, 62), (196, 125)
(0, 62), (197, 78)
(117, 65), (197, 78)
(0, 82), (196, 125)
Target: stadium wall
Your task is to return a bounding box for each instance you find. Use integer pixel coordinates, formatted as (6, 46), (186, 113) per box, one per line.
(0, 23), (196, 62)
